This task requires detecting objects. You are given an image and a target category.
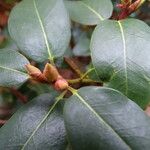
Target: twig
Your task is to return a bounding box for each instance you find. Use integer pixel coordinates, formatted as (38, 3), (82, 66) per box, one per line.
(67, 78), (102, 84)
(64, 57), (83, 77)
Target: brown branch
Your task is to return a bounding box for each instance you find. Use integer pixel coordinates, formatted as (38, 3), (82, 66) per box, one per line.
(64, 57), (83, 77)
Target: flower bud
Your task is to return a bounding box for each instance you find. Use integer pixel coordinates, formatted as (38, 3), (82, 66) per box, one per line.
(43, 63), (60, 82)
(128, 0), (145, 14)
(121, 0), (132, 5)
(26, 64), (47, 83)
(116, 4), (126, 9)
(54, 78), (69, 91)
(26, 64), (41, 75)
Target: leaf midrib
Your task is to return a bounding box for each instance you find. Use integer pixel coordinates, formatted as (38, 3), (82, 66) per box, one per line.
(118, 21), (128, 95)
(80, 1), (104, 21)
(21, 97), (61, 150)
(74, 91), (132, 150)
(33, 0), (54, 63)
(0, 65), (28, 76)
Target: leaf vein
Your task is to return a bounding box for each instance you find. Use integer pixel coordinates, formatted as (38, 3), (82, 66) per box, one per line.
(118, 21), (128, 95)
(74, 91), (132, 150)
(0, 65), (28, 76)
(33, 0), (54, 63)
(21, 97), (60, 150)
(80, 1), (104, 21)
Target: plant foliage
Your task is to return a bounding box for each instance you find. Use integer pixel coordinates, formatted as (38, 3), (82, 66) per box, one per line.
(0, 0), (150, 149)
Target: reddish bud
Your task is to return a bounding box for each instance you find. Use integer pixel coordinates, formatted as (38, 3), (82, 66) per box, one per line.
(128, 0), (145, 14)
(26, 64), (41, 75)
(54, 78), (69, 91)
(121, 0), (132, 6)
(26, 64), (47, 83)
(116, 4), (126, 9)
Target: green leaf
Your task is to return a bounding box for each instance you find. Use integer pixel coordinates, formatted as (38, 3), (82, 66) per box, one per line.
(0, 93), (67, 150)
(8, 0), (71, 63)
(64, 86), (150, 150)
(28, 83), (55, 95)
(91, 19), (150, 108)
(86, 64), (100, 81)
(0, 49), (29, 87)
(73, 34), (90, 56)
(65, 0), (113, 25)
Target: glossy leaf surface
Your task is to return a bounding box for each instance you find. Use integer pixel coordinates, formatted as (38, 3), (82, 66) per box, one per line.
(64, 86), (150, 150)
(91, 19), (150, 108)
(73, 34), (90, 56)
(0, 49), (29, 87)
(65, 0), (113, 25)
(0, 93), (67, 150)
(9, 0), (71, 62)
